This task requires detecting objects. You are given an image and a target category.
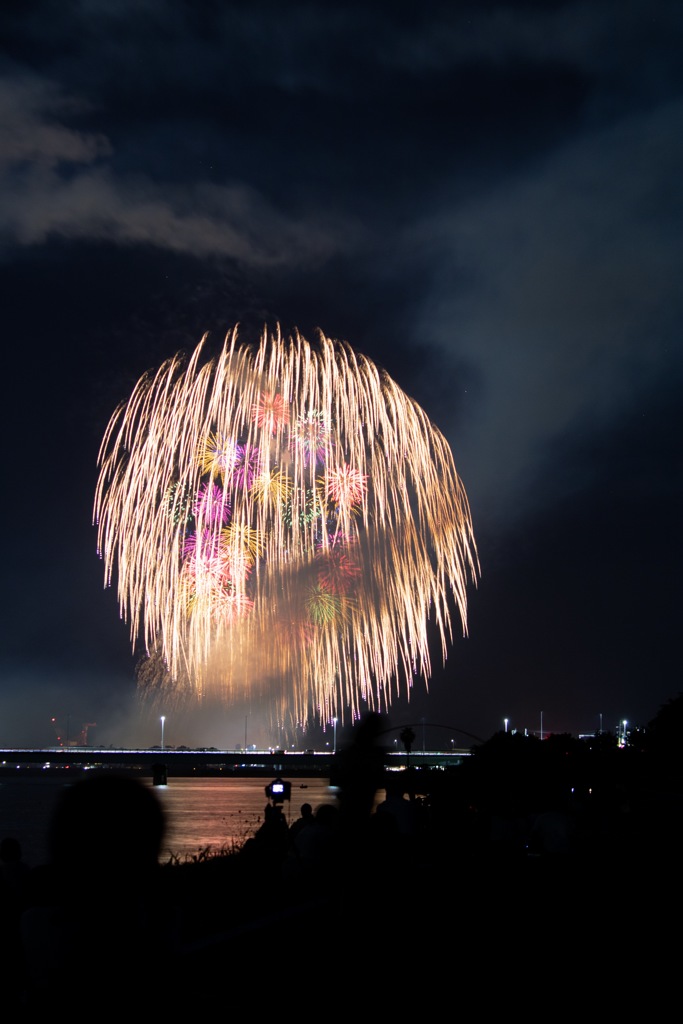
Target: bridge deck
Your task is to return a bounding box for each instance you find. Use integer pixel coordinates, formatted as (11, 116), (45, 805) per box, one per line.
(0, 747), (472, 776)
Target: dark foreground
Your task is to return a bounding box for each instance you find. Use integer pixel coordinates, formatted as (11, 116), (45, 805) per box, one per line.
(2, 726), (682, 1014)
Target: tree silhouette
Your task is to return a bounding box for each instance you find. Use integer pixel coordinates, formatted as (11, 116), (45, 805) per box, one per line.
(400, 727), (416, 754)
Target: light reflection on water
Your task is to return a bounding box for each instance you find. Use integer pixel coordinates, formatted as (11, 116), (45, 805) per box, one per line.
(0, 772), (340, 867)
(144, 776), (340, 861)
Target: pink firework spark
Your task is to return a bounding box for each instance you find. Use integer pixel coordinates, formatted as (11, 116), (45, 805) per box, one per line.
(251, 391), (290, 435)
(218, 590), (255, 623)
(275, 615), (316, 648)
(222, 549), (254, 586)
(182, 555), (227, 600)
(193, 483), (231, 526)
(324, 464), (367, 507)
(231, 445), (261, 489)
(183, 529), (215, 560)
(289, 411), (331, 466)
(316, 546), (362, 595)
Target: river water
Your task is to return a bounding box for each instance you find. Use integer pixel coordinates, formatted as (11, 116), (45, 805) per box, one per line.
(0, 771), (342, 867)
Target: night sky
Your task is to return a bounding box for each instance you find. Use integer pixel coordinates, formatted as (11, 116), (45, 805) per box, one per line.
(1, 1), (681, 750)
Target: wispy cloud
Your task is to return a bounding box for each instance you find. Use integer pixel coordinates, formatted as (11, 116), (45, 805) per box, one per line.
(0, 74), (361, 265)
(412, 97), (683, 521)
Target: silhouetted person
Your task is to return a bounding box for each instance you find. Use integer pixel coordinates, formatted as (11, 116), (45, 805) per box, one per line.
(20, 773), (181, 1010)
(289, 801), (315, 839)
(333, 712), (386, 829)
(374, 778), (420, 838)
(240, 801), (291, 867)
(283, 802), (342, 883)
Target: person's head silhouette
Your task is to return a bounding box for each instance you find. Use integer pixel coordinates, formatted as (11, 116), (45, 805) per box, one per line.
(47, 773), (166, 878)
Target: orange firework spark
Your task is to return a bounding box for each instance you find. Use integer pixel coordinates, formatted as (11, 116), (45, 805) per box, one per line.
(93, 325), (479, 729)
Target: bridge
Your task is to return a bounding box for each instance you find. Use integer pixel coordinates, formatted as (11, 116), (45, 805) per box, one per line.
(0, 745), (473, 777)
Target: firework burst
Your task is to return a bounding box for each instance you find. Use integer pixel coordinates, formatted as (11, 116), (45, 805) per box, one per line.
(290, 410), (331, 466)
(94, 325), (479, 729)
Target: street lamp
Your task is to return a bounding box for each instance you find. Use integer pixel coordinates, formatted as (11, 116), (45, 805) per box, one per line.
(160, 715), (165, 751)
(504, 718), (509, 733)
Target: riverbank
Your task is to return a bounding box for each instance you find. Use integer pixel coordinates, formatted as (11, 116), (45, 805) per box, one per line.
(5, 741), (683, 1014)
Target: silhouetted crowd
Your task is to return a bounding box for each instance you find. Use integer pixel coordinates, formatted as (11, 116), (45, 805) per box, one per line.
(2, 711), (683, 1013)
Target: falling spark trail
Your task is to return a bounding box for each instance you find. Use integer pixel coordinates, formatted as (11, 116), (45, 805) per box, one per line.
(94, 325), (479, 729)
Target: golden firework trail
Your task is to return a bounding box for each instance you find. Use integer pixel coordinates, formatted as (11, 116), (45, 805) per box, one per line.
(94, 325), (479, 729)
